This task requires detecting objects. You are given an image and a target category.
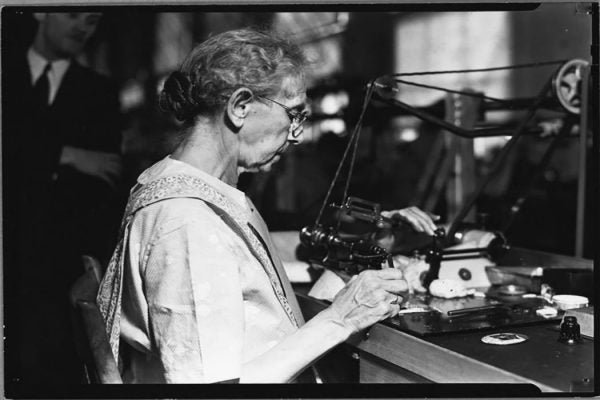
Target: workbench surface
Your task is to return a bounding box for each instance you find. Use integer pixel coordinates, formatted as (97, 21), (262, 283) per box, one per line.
(296, 289), (594, 393)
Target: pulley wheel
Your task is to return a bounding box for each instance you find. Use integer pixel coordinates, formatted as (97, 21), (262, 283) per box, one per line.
(553, 58), (589, 114)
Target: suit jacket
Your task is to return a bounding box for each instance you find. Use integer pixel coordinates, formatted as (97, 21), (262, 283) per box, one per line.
(4, 51), (122, 187)
(3, 46), (124, 284)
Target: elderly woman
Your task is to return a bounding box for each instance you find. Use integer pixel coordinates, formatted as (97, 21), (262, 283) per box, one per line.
(97, 28), (437, 384)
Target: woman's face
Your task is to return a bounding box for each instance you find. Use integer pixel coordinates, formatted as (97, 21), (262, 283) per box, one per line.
(238, 79), (307, 173)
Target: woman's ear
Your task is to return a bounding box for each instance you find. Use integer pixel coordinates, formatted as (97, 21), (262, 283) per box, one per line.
(226, 88), (253, 129)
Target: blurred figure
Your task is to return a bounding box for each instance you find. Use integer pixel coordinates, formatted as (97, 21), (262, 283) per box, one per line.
(3, 12), (123, 384)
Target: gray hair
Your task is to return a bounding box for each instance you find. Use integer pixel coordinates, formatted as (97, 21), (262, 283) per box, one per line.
(159, 28), (308, 123)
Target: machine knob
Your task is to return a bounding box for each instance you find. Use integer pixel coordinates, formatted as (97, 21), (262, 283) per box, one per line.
(458, 268), (472, 281)
(558, 316), (582, 345)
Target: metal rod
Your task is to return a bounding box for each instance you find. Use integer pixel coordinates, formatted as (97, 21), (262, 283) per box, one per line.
(447, 304), (506, 317)
(379, 97), (471, 138)
(575, 65), (590, 257)
(442, 247), (489, 255)
(372, 94), (546, 138)
(501, 118), (576, 233)
(483, 97), (561, 111)
(371, 94), (562, 116)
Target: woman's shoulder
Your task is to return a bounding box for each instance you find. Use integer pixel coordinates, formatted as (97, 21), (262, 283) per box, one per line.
(137, 197), (219, 229)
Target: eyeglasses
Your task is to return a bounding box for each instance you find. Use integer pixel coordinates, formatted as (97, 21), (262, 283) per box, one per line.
(257, 96), (309, 138)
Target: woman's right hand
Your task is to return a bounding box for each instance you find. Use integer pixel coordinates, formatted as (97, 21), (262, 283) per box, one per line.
(323, 268), (408, 335)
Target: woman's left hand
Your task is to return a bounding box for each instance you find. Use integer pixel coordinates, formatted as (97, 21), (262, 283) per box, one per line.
(381, 207), (439, 236)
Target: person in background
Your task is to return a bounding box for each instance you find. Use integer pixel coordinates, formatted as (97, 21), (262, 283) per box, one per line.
(96, 28), (437, 383)
(3, 12), (123, 384)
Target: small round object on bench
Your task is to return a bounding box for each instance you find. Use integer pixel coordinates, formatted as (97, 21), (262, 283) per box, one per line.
(481, 332), (528, 345)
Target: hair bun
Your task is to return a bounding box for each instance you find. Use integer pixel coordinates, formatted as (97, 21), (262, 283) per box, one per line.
(159, 71), (197, 121)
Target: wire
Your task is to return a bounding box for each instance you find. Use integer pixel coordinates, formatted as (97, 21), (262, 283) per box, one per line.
(374, 59), (569, 103)
(383, 79), (514, 103)
(313, 80), (376, 228)
(313, 59), (569, 232)
(389, 60), (567, 77)
(336, 82), (376, 231)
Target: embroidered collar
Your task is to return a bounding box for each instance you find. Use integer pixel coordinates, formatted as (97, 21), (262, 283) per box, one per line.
(138, 156), (250, 213)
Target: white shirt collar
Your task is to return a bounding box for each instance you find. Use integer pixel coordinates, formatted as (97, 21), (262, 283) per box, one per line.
(27, 47), (71, 104)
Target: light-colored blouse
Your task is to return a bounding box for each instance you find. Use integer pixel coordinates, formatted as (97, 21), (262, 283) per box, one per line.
(119, 157), (298, 383)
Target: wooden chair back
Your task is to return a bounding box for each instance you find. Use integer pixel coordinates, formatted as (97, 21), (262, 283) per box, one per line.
(69, 255), (122, 384)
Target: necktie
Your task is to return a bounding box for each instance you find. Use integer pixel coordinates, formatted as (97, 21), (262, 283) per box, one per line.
(32, 63), (51, 110)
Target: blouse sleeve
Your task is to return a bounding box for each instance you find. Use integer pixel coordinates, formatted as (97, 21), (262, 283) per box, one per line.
(142, 200), (245, 383)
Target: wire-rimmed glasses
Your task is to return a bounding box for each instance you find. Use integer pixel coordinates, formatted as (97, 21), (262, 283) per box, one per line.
(257, 96), (309, 138)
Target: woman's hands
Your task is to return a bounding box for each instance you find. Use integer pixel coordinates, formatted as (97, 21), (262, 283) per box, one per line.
(381, 207), (439, 236)
(241, 268), (408, 382)
(324, 268), (408, 336)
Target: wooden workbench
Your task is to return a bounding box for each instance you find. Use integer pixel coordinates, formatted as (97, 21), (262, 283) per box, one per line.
(272, 230), (595, 393)
(297, 290), (594, 392)
(294, 244), (594, 393)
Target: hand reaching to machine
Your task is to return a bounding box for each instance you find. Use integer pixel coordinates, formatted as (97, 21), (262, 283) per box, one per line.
(381, 207), (440, 236)
(323, 268), (408, 335)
